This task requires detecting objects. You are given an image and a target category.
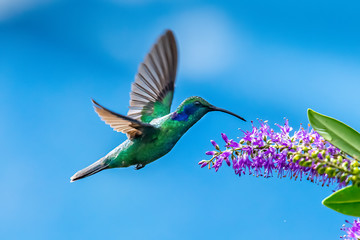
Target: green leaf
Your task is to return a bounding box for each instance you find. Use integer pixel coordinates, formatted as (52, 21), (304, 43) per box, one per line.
(322, 186), (360, 217)
(307, 109), (360, 159)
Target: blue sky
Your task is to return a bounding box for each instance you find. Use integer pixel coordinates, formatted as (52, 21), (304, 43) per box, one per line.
(1, 0), (360, 239)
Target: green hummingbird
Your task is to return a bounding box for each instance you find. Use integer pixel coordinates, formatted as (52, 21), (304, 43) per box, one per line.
(70, 30), (246, 182)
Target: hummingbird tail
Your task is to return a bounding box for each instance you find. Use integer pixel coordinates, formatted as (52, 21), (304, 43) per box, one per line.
(70, 157), (109, 182)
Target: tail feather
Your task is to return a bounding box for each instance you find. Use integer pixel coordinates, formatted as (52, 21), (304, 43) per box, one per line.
(70, 157), (109, 182)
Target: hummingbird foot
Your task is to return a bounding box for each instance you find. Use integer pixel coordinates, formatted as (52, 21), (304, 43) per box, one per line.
(134, 164), (146, 170)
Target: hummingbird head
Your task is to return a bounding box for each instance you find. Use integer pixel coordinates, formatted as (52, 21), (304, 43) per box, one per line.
(172, 96), (246, 122)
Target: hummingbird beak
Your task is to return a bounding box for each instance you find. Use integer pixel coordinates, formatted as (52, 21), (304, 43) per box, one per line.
(209, 106), (246, 122)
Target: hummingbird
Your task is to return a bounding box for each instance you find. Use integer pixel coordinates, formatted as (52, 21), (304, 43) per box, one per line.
(70, 30), (246, 182)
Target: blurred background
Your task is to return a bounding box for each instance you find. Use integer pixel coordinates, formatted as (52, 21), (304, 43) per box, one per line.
(1, 0), (360, 239)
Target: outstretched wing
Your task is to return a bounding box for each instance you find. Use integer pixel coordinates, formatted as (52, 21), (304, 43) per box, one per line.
(92, 99), (155, 139)
(127, 30), (178, 123)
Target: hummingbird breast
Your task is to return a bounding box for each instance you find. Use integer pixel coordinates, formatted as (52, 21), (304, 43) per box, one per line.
(133, 123), (184, 165)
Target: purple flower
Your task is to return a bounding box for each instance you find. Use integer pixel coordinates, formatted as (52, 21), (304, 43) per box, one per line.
(341, 219), (360, 240)
(199, 161), (208, 168)
(221, 151), (231, 166)
(200, 119), (356, 189)
(228, 140), (241, 148)
(210, 140), (218, 148)
(221, 133), (241, 148)
(205, 151), (216, 156)
(221, 133), (229, 143)
(212, 156), (223, 172)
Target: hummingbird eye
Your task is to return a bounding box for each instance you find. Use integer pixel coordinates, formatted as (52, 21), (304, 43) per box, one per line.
(194, 101), (201, 106)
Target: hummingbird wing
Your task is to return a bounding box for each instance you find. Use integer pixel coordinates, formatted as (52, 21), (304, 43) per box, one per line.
(92, 99), (155, 139)
(127, 30), (178, 123)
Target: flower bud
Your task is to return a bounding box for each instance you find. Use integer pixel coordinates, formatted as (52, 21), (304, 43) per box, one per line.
(299, 159), (306, 166)
(198, 160), (206, 165)
(342, 161), (349, 169)
(315, 163), (325, 170)
(340, 174), (347, 183)
(206, 151), (217, 156)
(325, 167), (335, 178)
(331, 158), (339, 165)
(351, 161), (359, 168)
(351, 175), (358, 183)
(318, 167), (326, 175)
(304, 161), (312, 167)
(200, 162), (208, 168)
(210, 140), (220, 150)
(221, 133), (229, 143)
(293, 154), (301, 163)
